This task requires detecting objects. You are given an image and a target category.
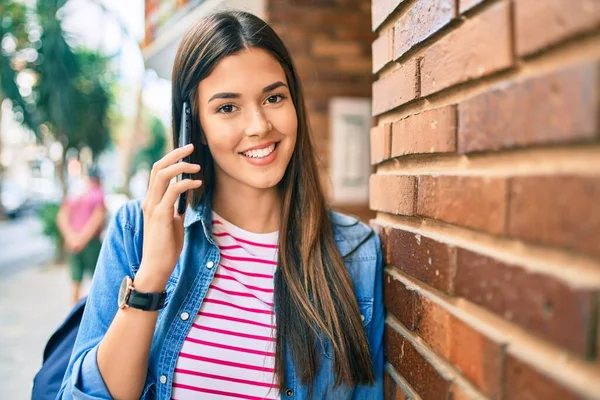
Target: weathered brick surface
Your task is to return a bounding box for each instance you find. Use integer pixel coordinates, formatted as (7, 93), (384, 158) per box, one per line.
(417, 176), (508, 234)
(370, 0), (600, 397)
(372, 0), (406, 30)
(385, 325), (451, 399)
(385, 274), (504, 398)
(369, 175), (416, 215)
(450, 383), (478, 400)
(505, 355), (584, 400)
(420, 1), (513, 97)
(414, 292), (452, 359)
(383, 270), (415, 329)
(387, 228), (456, 293)
(393, 0), (454, 60)
(459, 0), (485, 14)
(372, 59), (420, 115)
(449, 315), (504, 398)
(458, 63), (600, 153)
(391, 105), (457, 157)
(372, 28), (394, 73)
(384, 370), (409, 400)
(455, 248), (597, 356)
(371, 221), (389, 260)
(515, 0), (600, 56)
(508, 176), (600, 258)
(371, 123), (392, 164)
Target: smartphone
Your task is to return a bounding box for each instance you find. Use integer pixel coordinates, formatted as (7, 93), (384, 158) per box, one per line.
(176, 101), (192, 215)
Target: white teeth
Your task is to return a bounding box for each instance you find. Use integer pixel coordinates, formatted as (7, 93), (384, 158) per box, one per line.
(242, 143), (276, 159)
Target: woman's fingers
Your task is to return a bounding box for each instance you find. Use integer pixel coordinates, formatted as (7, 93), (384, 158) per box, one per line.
(145, 144), (196, 205)
(146, 161), (200, 208)
(159, 178), (203, 213)
(150, 144), (195, 180)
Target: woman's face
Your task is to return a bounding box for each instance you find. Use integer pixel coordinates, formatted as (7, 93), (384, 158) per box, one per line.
(197, 47), (298, 192)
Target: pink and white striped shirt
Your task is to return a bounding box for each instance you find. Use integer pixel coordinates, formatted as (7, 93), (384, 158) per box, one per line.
(171, 212), (279, 400)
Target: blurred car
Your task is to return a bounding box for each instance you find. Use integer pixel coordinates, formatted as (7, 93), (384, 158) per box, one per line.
(1, 181), (29, 219)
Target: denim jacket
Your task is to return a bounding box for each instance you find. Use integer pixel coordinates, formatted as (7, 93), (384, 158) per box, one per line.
(57, 195), (384, 399)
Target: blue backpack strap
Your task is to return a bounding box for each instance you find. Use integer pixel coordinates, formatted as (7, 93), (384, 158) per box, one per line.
(32, 296), (87, 400)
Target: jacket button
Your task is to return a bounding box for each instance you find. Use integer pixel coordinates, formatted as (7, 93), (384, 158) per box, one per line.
(180, 312), (190, 321)
(285, 389), (293, 397)
(206, 261), (214, 269)
(159, 375), (167, 384)
(360, 314), (365, 322)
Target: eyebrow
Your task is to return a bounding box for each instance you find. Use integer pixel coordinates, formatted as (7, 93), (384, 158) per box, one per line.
(208, 81), (288, 103)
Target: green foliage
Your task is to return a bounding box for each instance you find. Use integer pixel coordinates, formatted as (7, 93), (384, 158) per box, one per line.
(0, 0), (39, 132)
(36, 201), (61, 243)
(0, 0), (115, 158)
(34, 0), (114, 158)
(71, 49), (114, 158)
(132, 116), (167, 175)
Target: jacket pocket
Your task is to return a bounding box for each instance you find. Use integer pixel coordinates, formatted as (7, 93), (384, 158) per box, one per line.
(321, 297), (374, 360)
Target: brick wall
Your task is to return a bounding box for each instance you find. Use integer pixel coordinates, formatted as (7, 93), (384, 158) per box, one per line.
(370, 0), (600, 399)
(267, 0), (376, 221)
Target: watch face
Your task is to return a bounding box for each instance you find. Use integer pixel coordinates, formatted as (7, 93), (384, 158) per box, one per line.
(118, 276), (132, 308)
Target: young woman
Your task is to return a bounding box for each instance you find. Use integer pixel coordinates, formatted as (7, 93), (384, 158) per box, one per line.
(58, 10), (383, 400)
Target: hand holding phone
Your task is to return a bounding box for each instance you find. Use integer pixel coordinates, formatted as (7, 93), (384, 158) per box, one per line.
(177, 101), (192, 214)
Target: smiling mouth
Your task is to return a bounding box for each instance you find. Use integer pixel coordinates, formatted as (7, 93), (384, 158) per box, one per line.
(240, 142), (279, 159)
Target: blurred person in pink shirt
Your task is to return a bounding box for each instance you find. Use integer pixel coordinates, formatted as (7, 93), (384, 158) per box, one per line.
(57, 167), (106, 304)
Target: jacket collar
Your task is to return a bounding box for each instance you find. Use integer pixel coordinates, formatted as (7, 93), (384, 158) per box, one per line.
(183, 191), (214, 243)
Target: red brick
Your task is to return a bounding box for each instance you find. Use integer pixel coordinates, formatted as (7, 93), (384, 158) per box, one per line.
(372, 0), (407, 30)
(371, 221), (389, 260)
(450, 383), (479, 400)
(391, 105), (457, 157)
(449, 315), (504, 398)
(505, 355), (584, 400)
(384, 325), (451, 399)
(393, 0), (454, 60)
(371, 123), (392, 164)
(458, 63), (599, 153)
(383, 270), (415, 328)
(420, 1), (513, 97)
(373, 28), (394, 73)
(372, 59), (420, 115)
(312, 40), (363, 57)
(515, 0), (600, 56)
(455, 248), (597, 357)
(384, 371), (408, 400)
(413, 292), (452, 359)
(369, 175), (416, 215)
(459, 0), (485, 13)
(417, 176), (508, 234)
(509, 176), (600, 258)
(387, 228), (455, 293)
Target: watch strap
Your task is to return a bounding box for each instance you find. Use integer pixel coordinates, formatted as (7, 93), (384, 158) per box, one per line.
(128, 289), (166, 311)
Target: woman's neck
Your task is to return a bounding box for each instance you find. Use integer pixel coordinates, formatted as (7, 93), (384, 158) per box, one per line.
(211, 183), (281, 234)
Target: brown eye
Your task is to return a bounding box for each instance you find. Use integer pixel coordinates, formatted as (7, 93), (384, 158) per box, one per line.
(265, 94), (285, 104)
(217, 104), (236, 114)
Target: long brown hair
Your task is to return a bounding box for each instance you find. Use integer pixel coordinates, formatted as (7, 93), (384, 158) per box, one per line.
(171, 11), (375, 392)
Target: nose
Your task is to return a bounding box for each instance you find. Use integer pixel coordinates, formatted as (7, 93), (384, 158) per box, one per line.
(244, 108), (272, 137)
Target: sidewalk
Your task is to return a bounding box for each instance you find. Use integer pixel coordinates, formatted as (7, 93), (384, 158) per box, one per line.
(0, 263), (78, 399)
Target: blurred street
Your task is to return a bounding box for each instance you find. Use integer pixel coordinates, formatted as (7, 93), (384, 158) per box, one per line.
(0, 214), (74, 398)
(0, 211), (55, 281)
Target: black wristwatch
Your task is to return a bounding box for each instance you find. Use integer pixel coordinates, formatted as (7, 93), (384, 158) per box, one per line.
(118, 276), (167, 311)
